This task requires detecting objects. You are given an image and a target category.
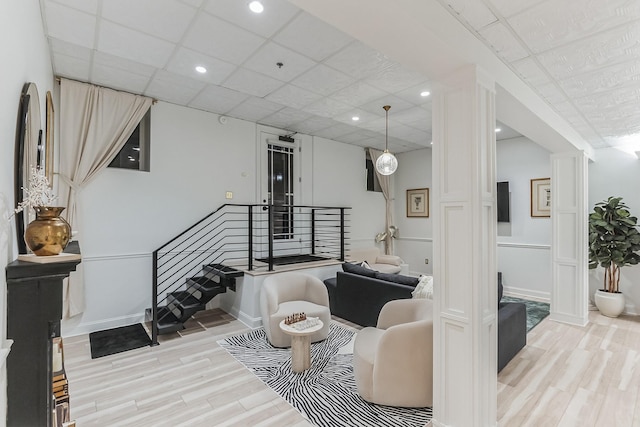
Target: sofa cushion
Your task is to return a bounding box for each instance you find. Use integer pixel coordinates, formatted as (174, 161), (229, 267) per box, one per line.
(412, 275), (433, 299)
(343, 262), (377, 277)
(374, 271), (419, 287)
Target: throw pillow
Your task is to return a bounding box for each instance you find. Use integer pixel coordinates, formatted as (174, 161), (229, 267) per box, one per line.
(361, 260), (373, 269)
(342, 262), (377, 277)
(374, 271), (419, 287)
(412, 275), (434, 299)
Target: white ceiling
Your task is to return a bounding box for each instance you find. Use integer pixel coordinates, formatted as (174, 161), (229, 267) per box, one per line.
(40, 0), (638, 153)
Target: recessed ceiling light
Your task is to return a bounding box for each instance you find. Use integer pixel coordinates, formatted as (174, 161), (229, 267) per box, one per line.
(430, 141), (433, 145)
(495, 128), (502, 132)
(420, 91), (430, 97)
(352, 116), (360, 121)
(195, 65), (207, 74)
(249, 1), (264, 13)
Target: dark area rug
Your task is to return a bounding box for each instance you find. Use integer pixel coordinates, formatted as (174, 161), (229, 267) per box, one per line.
(218, 323), (431, 427)
(256, 254), (327, 265)
(89, 323), (151, 359)
(502, 296), (550, 332)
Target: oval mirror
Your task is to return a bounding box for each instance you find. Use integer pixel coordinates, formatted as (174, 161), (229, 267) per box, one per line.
(14, 82), (42, 254)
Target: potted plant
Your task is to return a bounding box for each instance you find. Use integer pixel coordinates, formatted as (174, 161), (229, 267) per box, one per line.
(588, 196), (640, 317)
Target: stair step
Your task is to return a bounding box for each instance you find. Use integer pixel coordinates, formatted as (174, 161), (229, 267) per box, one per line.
(154, 306), (184, 335)
(168, 291), (206, 314)
(202, 264), (244, 279)
(187, 276), (227, 299)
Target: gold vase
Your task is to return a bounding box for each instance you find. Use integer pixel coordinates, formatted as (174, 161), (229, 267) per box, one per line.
(24, 206), (71, 256)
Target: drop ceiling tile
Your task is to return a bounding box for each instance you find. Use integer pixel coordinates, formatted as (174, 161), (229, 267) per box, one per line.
(286, 115), (336, 133)
(508, 0), (640, 54)
(93, 51), (156, 78)
(44, 1), (96, 49)
(227, 97), (285, 122)
(577, 86), (640, 115)
(222, 68), (284, 97)
(557, 60), (640, 100)
(98, 21), (175, 68)
(188, 84), (249, 113)
(166, 48), (236, 85)
(536, 23), (640, 81)
(261, 108), (315, 130)
(46, 0), (98, 14)
(291, 64), (355, 96)
(244, 42), (317, 82)
(324, 41), (395, 79)
(53, 53), (91, 81)
(512, 57), (551, 87)
(394, 82), (433, 107)
(359, 95), (415, 116)
(337, 132), (369, 144)
(204, 0), (299, 38)
(363, 64), (429, 94)
(391, 108), (432, 130)
(315, 123), (359, 140)
(443, 0), (498, 30)
(91, 63), (151, 94)
(273, 12), (353, 62)
(358, 117), (386, 133)
(487, 0), (537, 19)
(101, 0), (196, 42)
(478, 22), (529, 63)
(265, 84), (323, 110)
(49, 38), (92, 62)
(301, 98), (352, 118)
(179, 0), (203, 7)
(146, 70), (207, 105)
(332, 109), (378, 126)
(330, 82), (387, 108)
(183, 12), (266, 65)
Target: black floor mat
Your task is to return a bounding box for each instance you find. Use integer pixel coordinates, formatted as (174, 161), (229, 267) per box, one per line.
(89, 323), (151, 359)
(256, 254), (328, 266)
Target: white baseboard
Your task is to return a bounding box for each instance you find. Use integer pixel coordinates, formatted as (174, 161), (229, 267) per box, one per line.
(221, 303), (261, 329)
(61, 313), (145, 337)
(503, 286), (550, 303)
(549, 312), (588, 327)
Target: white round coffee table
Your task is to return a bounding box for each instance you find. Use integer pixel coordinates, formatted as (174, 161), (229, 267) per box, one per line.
(279, 318), (324, 373)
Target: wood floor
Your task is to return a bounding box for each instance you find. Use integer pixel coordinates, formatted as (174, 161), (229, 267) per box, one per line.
(63, 308), (640, 426)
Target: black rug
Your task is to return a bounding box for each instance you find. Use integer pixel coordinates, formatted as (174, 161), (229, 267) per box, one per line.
(256, 254), (328, 266)
(89, 323), (151, 359)
(218, 323), (432, 427)
(502, 296), (550, 332)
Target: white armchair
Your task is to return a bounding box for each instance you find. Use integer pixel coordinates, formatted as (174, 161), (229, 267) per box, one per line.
(353, 298), (433, 407)
(259, 272), (331, 348)
(348, 247), (403, 273)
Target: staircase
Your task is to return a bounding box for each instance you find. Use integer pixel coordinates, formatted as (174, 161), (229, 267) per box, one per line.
(150, 203), (350, 345)
(149, 263), (243, 335)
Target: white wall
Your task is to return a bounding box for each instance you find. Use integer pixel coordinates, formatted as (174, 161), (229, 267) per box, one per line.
(393, 148), (433, 275)
(63, 103), (386, 336)
(589, 147), (640, 314)
(0, 0), (54, 421)
(496, 137), (552, 299)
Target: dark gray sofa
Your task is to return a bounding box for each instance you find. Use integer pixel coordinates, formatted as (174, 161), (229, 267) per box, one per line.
(324, 266), (527, 372)
(323, 264), (418, 327)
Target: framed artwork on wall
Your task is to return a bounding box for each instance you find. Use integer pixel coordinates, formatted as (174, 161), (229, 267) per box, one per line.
(407, 188), (429, 217)
(531, 178), (551, 217)
(45, 91), (54, 184)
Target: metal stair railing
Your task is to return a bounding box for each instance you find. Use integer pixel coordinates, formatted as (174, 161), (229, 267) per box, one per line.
(151, 203), (350, 345)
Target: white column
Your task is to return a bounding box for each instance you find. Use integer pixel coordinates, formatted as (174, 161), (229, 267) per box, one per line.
(550, 152), (589, 326)
(431, 65), (497, 427)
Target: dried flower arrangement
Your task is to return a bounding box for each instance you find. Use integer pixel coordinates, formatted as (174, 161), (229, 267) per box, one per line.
(14, 166), (57, 215)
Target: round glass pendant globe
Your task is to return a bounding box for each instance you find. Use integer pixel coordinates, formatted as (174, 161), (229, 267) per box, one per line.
(376, 151), (398, 175)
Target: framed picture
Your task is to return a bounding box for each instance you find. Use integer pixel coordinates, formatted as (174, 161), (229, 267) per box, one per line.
(407, 188), (429, 217)
(531, 178), (551, 217)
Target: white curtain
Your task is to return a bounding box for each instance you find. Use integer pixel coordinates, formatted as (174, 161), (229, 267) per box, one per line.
(368, 148), (394, 255)
(58, 79), (152, 318)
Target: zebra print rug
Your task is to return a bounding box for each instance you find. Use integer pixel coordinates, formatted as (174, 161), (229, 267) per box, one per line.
(218, 323), (432, 427)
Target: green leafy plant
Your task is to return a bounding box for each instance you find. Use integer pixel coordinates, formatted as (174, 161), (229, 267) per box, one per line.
(588, 196), (640, 293)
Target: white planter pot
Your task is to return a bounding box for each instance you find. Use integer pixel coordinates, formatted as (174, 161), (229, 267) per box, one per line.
(594, 290), (625, 318)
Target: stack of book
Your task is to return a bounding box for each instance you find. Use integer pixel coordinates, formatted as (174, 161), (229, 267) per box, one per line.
(51, 337), (73, 427)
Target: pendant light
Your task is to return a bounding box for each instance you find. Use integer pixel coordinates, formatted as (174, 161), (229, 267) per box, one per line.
(375, 105), (398, 175)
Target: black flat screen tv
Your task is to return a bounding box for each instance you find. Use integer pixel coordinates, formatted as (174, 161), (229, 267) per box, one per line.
(497, 181), (510, 222)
